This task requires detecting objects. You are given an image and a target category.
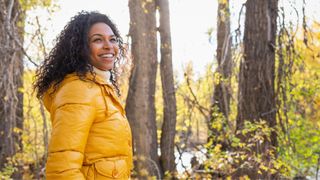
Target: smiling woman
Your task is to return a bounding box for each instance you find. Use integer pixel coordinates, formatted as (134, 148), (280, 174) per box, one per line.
(33, 11), (133, 179)
(88, 23), (119, 71)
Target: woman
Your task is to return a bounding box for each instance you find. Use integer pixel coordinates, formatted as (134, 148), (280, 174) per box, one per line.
(34, 11), (132, 179)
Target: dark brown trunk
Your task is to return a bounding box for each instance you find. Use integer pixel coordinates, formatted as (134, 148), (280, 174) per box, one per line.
(157, 0), (177, 177)
(126, 0), (160, 178)
(235, 0), (278, 179)
(0, 0), (24, 179)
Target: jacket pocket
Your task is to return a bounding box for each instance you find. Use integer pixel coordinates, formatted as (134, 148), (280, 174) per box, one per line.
(94, 159), (128, 179)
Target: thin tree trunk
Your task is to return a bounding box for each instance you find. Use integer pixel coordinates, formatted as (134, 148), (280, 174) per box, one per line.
(0, 0), (24, 179)
(126, 0), (160, 178)
(157, 0), (177, 177)
(236, 0), (278, 178)
(208, 0), (232, 151)
(213, 0), (232, 118)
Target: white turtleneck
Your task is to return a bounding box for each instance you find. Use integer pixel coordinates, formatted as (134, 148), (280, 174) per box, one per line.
(92, 66), (112, 84)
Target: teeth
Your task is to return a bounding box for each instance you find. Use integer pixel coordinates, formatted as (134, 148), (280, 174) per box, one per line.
(101, 54), (114, 58)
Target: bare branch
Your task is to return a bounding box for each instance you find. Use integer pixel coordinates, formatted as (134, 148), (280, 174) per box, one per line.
(234, 3), (245, 45)
(36, 16), (48, 57)
(6, 0), (14, 26)
(183, 72), (210, 120)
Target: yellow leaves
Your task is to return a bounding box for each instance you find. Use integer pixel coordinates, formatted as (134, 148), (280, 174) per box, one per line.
(218, 0), (228, 5)
(141, 0), (154, 14)
(18, 87), (25, 93)
(239, 175), (250, 180)
(163, 170), (172, 178)
(211, 118), (223, 131)
(13, 127), (22, 134)
(139, 168), (149, 176)
(269, 168), (277, 174)
(290, 26), (320, 128)
(213, 144), (222, 153)
(259, 164), (268, 172)
(315, 95), (320, 125)
(19, 0), (53, 11)
(240, 154), (246, 161)
(238, 142), (246, 148)
(21, 70), (50, 169)
(213, 72), (222, 84)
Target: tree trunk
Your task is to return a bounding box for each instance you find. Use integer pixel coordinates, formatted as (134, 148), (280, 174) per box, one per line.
(126, 0), (160, 178)
(0, 0), (24, 179)
(236, 0), (278, 178)
(213, 0), (232, 118)
(157, 0), (177, 177)
(208, 0), (232, 151)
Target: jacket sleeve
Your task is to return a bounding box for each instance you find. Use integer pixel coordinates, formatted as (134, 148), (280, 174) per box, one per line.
(45, 80), (96, 180)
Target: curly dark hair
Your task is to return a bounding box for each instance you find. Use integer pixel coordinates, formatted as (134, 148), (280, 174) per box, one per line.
(34, 11), (126, 98)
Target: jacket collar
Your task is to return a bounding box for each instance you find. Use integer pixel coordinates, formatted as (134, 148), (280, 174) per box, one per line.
(63, 72), (110, 86)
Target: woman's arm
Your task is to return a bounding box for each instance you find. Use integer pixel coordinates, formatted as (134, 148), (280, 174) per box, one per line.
(45, 80), (96, 180)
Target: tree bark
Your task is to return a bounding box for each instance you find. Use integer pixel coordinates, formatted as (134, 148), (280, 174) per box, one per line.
(208, 0), (232, 151)
(213, 0), (232, 118)
(157, 0), (177, 177)
(236, 0), (278, 178)
(126, 0), (160, 178)
(0, 0), (24, 179)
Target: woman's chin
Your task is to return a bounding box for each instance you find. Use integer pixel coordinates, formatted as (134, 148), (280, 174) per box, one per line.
(92, 64), (113, 71)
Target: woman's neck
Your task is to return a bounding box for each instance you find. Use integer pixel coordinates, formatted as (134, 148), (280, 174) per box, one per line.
(92, 66), (111, 84)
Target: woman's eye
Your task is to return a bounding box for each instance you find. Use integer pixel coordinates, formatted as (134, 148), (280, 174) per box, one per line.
(93, 38), (102, 42)
(110, 38), (117, 43)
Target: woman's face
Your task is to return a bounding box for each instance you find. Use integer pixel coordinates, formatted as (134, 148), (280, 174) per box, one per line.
(88, 22), (119, 71)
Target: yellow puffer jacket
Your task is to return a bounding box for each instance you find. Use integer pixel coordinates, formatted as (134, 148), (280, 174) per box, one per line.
(43, 73), (133, 180)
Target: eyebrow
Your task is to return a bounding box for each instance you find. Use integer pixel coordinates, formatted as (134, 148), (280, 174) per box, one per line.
(89, 34), (116, 39)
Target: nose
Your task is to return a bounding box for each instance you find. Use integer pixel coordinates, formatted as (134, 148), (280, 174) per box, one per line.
(103, 40), (112, 49)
